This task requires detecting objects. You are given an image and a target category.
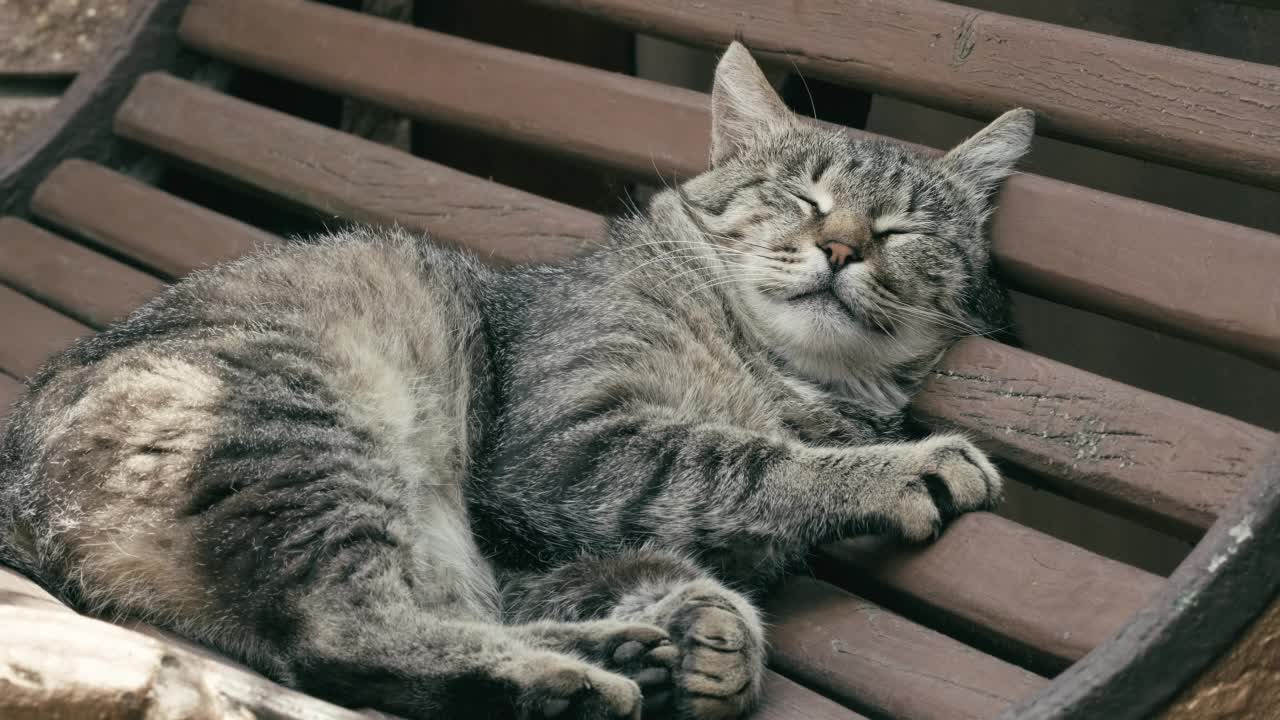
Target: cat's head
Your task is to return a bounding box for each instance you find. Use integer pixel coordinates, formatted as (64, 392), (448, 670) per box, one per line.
(678, 42), (1033, 385)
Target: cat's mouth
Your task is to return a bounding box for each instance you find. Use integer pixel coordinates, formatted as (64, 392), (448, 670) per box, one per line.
(786, 287), (836, 303)
(785, 285), (862, 322)
(784, 277), (841, 303)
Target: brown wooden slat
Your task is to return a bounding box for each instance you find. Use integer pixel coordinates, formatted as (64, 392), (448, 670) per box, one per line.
(114, 74), (602, 265)
(817, 512), (1161, 669)
(990, 177), (1280, 369)
(109, 71), (1268, 534)
(0, 285), (89, 379)
(767, 577), (1047, 720)
(179, 0), (708, 182)
(526, 0), (1280, 189)
(31, 160), (276, 279)
(177, 0), (1280, 368)
(0, 217), (165, 329)
(921, 339), (1275, 538)
(757, 671), (868, 720)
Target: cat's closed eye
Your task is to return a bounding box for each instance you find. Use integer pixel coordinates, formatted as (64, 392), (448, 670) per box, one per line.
(789, 192), (821, 214)
(871, 217), (917, 241)
(872, 228), (909, 241)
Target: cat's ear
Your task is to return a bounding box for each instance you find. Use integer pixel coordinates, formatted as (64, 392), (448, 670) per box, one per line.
(942, 108), (1036, 197)
(710, 42), (793, 167)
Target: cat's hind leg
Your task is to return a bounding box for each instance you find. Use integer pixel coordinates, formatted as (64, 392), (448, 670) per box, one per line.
(503, 548), (766, 720)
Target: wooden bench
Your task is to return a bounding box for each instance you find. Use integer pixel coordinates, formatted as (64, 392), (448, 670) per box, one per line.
(1, 1), (1278, 718)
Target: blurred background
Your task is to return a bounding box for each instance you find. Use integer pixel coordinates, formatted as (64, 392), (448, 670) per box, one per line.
(4, 0), (1278, 575)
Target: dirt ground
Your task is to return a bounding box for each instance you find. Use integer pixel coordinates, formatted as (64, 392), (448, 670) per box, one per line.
(0, 0), (144, 156)
(0, 0), (139, 71)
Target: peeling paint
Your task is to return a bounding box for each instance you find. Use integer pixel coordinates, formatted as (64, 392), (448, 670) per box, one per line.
(1208, 515), (1255, 573)
(1229, 521), (1254, 545)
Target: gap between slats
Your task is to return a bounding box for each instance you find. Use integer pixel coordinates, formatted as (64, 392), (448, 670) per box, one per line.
(176, 0), (1280, 370)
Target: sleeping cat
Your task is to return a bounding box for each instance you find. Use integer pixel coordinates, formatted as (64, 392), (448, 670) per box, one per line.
(0, 43), (1032, 719)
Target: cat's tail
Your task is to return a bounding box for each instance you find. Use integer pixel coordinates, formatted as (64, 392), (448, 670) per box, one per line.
(0, 470), (77, 614)
(0, 498), (41, 582)
(0, 431), (45, 583)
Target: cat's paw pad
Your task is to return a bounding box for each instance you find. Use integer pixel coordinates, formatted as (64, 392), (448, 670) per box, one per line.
(894, 434), (1002, 542)
(507, 652), (641, 720)
(669, 599), (764, 720)
(601, 623), (678, 669)
(584, 621), (679, 711)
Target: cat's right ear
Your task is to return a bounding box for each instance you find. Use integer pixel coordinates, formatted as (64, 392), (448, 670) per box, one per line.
(942, 108), (1036, 199)
(710, 42), (793, 167)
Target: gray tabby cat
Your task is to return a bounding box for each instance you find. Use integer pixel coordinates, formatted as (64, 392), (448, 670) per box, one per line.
(0, 43), (1033, 719)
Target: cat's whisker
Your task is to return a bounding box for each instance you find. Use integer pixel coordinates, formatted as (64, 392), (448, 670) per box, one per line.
(633, 255), (720, 293)
(609, 250), (710, 286)
(653, 260), (767, 293)
(785, 53), (818, 120)
(700, 232), (780, 255)
(623, 239), (767, 263)
(875, 297), (991, 338)
(624, 238), (762, 260)
(649, 153), (679, 195)
(878, 302), (970, 335)
(676, 272), (774, 302)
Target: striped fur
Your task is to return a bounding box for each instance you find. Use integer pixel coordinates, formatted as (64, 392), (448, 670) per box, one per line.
(0, 43), (1032, 719)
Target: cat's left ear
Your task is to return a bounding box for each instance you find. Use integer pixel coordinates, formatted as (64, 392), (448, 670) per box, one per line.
(710, 42), (794, 167)
(942, 108), (1036, 198)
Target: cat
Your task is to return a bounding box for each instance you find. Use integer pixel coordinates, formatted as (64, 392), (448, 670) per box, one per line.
(0, 42), (1032, 720)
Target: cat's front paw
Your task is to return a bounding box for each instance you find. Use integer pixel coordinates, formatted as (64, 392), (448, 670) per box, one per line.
(500, 651), (642, 720)
(570, 621), (680, 710)
(891, 434), (1002, 542)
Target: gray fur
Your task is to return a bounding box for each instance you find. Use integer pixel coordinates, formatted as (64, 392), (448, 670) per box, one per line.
(0, 43), (1033, 719)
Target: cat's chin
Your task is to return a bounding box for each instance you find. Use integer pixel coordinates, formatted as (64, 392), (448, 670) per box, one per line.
(756, 295), (866, 353)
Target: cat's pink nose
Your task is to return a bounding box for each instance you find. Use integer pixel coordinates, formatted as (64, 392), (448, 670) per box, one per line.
(821, 240), (862, 271)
